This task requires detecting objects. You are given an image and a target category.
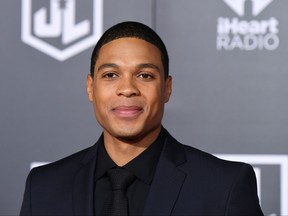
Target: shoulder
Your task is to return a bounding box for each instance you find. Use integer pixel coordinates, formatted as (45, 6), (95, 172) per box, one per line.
(28, 144), (97, 181)
(181, 142), (254, 179)
(164, 129), (254, 179)
(167, 133), (258, 199)
(183, 143), (247, 169)
(162, 130), (263, 215)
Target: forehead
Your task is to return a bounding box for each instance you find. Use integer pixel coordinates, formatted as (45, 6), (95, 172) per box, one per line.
(94, 38), (165, 77)
(97, 37), (161, 59)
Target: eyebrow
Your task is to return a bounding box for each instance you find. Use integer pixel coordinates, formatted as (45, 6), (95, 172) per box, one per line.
(136, 63), (161, 72)
(97, 63), (161, 72)
(97, 63), (119, 72)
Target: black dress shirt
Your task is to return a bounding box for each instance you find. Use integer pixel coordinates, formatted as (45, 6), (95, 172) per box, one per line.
(94, 128), (165, 216)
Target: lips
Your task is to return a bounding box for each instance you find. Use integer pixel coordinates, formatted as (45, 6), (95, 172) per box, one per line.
(112, 106), (143, 118)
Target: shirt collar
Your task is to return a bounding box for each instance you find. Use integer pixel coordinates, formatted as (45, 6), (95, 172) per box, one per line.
(123, 128), (165, 184)
(94, 127), (165, 185)
(94, 135), (117, 181)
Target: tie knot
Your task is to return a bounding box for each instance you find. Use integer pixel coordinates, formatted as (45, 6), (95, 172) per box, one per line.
(107, 167), (135, 191)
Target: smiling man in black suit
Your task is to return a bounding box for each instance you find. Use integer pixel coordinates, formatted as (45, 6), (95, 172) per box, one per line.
(20, 21), (263, 216)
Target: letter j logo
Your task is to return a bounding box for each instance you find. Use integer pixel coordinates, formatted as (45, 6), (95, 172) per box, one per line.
(21, 0), (103, 61)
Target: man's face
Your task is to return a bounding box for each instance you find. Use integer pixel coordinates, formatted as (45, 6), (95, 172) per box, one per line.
(87, 37), (172, 142)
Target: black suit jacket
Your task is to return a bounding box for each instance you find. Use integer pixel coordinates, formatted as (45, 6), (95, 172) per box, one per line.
(20, 129), (263, 215)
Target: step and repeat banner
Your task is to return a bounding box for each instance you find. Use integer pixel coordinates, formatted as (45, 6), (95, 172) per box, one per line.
(0, 0), (287, 215)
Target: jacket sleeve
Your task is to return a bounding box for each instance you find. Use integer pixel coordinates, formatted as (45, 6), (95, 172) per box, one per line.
(225, 163), (264, 216)
(20, 169), (33, 216)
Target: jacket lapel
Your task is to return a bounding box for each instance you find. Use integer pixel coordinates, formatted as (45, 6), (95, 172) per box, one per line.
(72, 140), (99, 216)
(143, 130), (187, 216)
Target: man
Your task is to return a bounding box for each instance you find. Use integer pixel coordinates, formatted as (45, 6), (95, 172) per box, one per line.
(20, 21), (263, 215)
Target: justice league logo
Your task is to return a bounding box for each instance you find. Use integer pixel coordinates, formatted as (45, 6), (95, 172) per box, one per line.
(21, 0), (103, 61)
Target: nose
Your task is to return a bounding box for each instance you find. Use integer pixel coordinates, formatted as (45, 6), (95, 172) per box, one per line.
(116, 76), (140, 97)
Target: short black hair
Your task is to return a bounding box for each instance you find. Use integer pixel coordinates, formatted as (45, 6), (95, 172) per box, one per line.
(90, 21), (169, 79)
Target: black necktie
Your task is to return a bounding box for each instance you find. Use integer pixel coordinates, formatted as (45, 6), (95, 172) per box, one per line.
(101, 167), (135, 216)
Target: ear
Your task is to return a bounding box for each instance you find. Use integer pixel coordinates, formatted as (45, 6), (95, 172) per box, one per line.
(86, 74), (94, 102)
(164, 75), (172, 103)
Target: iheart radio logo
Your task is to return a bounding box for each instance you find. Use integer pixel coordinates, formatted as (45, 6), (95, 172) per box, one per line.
(217, 0), (279, 51)
(223, 0), (273, 17)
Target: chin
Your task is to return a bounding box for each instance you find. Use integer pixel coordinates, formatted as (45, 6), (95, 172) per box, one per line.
(115, 128), (140, 138)
(112, 126), (144, 141)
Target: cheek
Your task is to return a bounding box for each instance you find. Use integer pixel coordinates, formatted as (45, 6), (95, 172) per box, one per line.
(145, 86), (165, 109)
(93, 98), (109, 127)
(92, 87), (110, 112)
(93, 83), (113, 100)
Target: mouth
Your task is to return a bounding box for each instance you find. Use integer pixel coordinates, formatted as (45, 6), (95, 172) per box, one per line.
(112, 106), (143, 119)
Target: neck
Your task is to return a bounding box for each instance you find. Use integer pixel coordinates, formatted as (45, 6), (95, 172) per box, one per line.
(103, 127), (161, 166)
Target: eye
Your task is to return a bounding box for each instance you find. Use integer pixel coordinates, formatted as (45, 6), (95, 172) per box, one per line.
(137, 73), (154, 79)
(102, 72), (118, 79)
